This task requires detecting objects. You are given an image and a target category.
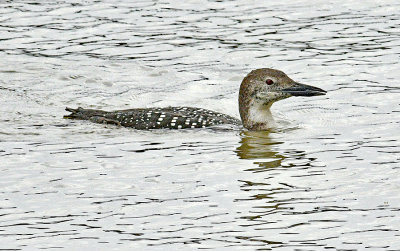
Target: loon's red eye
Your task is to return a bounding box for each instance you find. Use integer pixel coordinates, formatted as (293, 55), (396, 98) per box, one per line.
(266, 79), (274, 85)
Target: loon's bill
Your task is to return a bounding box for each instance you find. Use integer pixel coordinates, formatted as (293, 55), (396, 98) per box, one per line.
(281, 82), (327, 96)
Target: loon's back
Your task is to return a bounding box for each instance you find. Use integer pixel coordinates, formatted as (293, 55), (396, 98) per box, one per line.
(64, 107), (240, 130)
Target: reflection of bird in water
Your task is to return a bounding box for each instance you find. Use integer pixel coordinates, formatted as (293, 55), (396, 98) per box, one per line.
(64, 68), (326, 130)
(236, 130), (311, 171)
(236, 131), (286, 169)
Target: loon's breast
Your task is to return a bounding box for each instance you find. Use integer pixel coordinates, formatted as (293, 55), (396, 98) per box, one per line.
(64, 106), (240, 130)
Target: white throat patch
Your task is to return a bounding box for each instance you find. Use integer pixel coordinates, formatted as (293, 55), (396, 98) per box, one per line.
(247, 101), (275, 127)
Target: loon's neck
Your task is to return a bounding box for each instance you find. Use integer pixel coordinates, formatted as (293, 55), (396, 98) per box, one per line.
(241, 101), (275, 130)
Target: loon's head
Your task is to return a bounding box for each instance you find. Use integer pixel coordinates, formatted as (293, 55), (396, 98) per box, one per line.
(238, 68), (327, 130)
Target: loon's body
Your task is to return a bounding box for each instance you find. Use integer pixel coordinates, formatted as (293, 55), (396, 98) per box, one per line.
(64, 68), (326, 131)
(64, 106), (240, 130)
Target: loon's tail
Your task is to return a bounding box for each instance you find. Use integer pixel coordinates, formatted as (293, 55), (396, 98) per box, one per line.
(64, 107), (120, 126)
(64, 107), (87, 119)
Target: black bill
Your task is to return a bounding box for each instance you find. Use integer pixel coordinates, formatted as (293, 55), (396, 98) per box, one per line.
(281, 83), (327, 96)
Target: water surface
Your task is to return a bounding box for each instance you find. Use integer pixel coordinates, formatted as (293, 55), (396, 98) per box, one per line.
(1, 0), (400, 250)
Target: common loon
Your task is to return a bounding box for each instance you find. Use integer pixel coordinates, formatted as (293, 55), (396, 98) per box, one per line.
(64, 68), (326, 130)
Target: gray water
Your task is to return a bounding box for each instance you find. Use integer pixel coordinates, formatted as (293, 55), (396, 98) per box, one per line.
(1, 0), (400, 250)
